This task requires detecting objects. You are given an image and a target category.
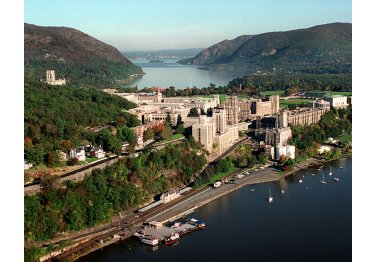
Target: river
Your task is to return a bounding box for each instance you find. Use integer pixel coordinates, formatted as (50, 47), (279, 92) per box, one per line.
(78, 158), (352, 262)
(126, 60), (244, 89)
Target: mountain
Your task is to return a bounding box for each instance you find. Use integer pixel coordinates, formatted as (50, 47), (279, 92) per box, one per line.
(178, 23), (352, 74)
(24, 23), (143, 88)
(178, 35), (253, 65)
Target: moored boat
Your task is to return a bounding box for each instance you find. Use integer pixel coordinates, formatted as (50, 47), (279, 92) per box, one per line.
(165, 233), (180, 245)
(333, 177), (340, 182)
(141, 235), (159, 246)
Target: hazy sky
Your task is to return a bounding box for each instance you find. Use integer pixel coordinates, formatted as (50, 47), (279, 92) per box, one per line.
(24, 0), (352, 51)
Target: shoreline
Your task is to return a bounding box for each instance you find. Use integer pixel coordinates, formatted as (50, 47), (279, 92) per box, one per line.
(38, 155), (350, 261)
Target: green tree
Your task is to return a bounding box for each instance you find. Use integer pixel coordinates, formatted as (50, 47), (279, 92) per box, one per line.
(118, 126), (137, 148)
(188, 108), (200, 117)
(160, 125), (173, 140)
(143, 128), (155, 142)
(165, 112), (172, 126)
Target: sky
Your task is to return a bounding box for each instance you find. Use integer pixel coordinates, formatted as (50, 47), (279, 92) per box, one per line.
(24, 0), (352, 51)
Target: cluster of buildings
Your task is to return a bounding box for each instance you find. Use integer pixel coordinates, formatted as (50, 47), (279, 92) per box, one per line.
(104, 87), (350, 161)
(61, 145), (106, 162)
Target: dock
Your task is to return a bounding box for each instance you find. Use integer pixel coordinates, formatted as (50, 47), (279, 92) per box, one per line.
(134, 218), (205, 245)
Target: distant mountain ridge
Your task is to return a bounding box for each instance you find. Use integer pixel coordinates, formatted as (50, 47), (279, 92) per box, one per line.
(179, 23), (352, 74)
(24, 23), (143, 88)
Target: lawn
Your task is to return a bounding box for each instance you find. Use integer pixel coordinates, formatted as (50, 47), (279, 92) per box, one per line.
(207, 167), (239, 186)
(305, 90), (352, 98)
(155, 133), (184, 144)
(260, 90), (285, 96)
(280, 98), (313, 108)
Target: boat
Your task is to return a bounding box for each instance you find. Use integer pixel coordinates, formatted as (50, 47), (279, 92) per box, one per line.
(250, 188), (255, 192)
(340, 166), (344, 169)
(187, 218), (206, 228)
(141, 235), (159, 246)
(235, 174), (244, 179)
(333, 177), (340, 182)
(165, 233), (180, 245)
(320, 172), (327, 184)
(268, 186), (273, 203)
(329, 166), (333, 176)
(170, 222), (182, 229)
(281, 190), (285, 194)
(305, 186), (309, 189)
(299, 179), (303, 183)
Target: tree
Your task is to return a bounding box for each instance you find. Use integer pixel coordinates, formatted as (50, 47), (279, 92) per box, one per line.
(143, 128), (155, 142)
(175, 124), (185, 135)
(118, 126), (137, 147)
(188, 108), (200, 117)
(160, 125), (173, 140)
(165, 112), (172, 126)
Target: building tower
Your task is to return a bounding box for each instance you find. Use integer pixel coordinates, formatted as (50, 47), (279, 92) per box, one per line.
(214, 108), (227, 133)
(46, 70), (56, 83)
(224, 96), (239, 125)
(269, 95), (280, 114)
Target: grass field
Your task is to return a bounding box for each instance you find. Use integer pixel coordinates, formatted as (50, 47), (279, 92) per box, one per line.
(306, 91), (352, 98)
(338, 133), (352, 142)
(280, 98), (313, 108)
(155, 133), (184, 144)
(260, 90), (285, 96)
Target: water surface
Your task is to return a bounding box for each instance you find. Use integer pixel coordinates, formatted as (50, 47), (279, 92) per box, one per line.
(79, 158), (352, 262)
(127, 60), (243, 89)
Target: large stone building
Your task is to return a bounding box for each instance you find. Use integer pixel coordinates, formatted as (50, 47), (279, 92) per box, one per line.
(192, 109), (239, 153)
(250, 95), (279, 117)
(324, 95), (349, 109)
(287, 108), (329, 126)
(238, 99), (253, 121)
(45, 70), (66, 85)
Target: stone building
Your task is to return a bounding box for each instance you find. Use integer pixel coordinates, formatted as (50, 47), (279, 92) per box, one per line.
(45, 70), (66, 85)
(224, 96), (239, 125)
(254, 127), (292, 147)
(192, 115), (216, 152)
(307, 99), (330, 110)
(324, 95), (349, 109)
(192, 109), (239, 154)
(238, 99), (253, 121)
(287, 108), (329, 126)
(250, 95), (279, 117)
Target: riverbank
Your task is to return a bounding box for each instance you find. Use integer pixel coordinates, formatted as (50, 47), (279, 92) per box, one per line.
(63, 157), (328, 261)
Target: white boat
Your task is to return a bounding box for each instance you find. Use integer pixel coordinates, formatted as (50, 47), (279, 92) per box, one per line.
(340, 166), (343, 169)
(299, 179), (303, 183)
(320, 172), (327, 184)
(329, 166), (333, 176)
(333, 177), (340, 182)
(141, 235), (159, 246)
(268, 186), (273, 203)
(250, 188), (255, 192)
(281, 190), (285, 194)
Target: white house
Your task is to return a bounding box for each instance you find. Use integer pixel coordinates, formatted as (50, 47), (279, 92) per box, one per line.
(160, 188), (180, 203)
(69, 146), (86, 161)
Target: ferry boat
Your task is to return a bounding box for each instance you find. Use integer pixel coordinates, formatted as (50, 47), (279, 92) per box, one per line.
(141, 235), (159, 246)
(165, 233), (180, 245)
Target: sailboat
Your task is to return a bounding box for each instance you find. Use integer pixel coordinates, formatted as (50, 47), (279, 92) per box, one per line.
(268, 186), (273, 203)
(328, 166), (333, 176)
(320, 172), (327, 184)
